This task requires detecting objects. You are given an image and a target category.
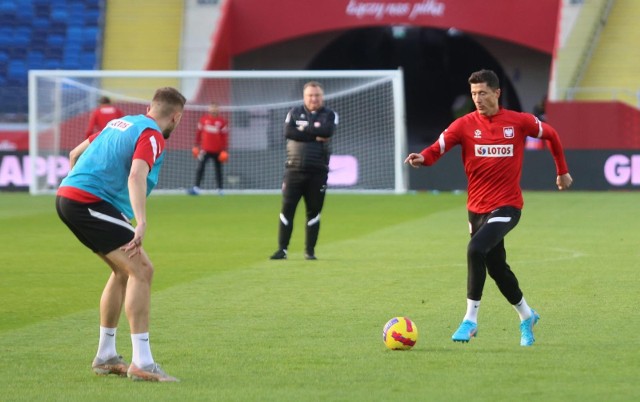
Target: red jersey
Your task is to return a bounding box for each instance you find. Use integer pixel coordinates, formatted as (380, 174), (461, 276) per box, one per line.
(420, 108), (568, 213)
(85, 105), (124, 138)
(195, 114), (229, 153)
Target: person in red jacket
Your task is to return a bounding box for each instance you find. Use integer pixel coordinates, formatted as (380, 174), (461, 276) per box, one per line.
(405, 69), (573, 347)
(189, 102), (229, 195)
(85, 96), (124, 138)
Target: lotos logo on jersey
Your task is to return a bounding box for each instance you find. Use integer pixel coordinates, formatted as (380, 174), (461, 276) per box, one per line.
(475, 144), (513, 157)
(107, 119), (132, 131)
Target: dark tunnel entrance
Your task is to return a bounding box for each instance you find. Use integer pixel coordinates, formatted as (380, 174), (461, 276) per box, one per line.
(307, 26), (521, 148)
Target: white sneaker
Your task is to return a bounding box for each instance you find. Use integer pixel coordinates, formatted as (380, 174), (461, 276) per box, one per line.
(127, 362), (179, 382)
(92, 355), (128, 376)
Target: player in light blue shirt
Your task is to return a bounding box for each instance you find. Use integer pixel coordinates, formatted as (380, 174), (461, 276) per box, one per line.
(56, 87), (186, 382)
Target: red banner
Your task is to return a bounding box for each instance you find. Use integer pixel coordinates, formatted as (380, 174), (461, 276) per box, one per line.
(206, 0), (559, 70)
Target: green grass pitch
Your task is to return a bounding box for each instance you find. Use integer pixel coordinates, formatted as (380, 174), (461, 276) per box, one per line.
(0, 191), (638, 401)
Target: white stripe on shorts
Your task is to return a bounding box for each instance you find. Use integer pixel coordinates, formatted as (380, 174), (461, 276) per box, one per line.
(88, 208), (135, 232)
(487, 216), (511, 224)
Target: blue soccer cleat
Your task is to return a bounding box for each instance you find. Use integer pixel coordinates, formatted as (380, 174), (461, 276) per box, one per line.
(452, 320), (478, 343)
(520, 309), (540, 346)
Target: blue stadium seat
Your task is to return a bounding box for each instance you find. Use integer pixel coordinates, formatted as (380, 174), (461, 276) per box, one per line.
(68, 2), (85, 21)
(0, 0), (104, 118)
(13, 26), (31, 48)
(0, 27), (11, 48)
(7, 60), (27, 82)
(44, 46), (63, 61)
(31, 28), (48, 48)
(83, 26), (99, 47)
(85, 9), (101, 25)
(44, 58), (61, 70)
(26, 50), (45, 69)
(80, 51), (97, 68)
(8, 46), (27, 60)
(64, 44), (82, 59)
(0, 50), (8, 75)
(49, 21), (66, 35)
(46, 33), (65, 48)
(31, 17), (50, 30)
(0, 14), (15, 27)
(15, 4), (34, 25)
(66, 26), (84, 45)
(34, 4), (50, 19)
(0, 1), (17, 14)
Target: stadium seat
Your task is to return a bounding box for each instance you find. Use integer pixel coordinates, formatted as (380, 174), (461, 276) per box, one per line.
(8, 46), (27, 60)
(0, 50), (8, 75)
(85, 9), (101, 25)
(44, 46), (63, 61)
(26, 50), (45, 69)
(64, 46), (82, 62)
(83, 27), (99, 48)
(13, 27), (31, 48)
(34, 4), (50, 20)
(31, 17), (50, 30)
(80, 51), (97, 68)
(0, 0), (103, 118)
(46, 34), (66, 48)
(0, 27), (11, 48)
(15, 8), (34, 27)
(66, 26), (84, 45)
(7, 60), (27, 82)
(0, 1), (17, 15)
(49, 21), (67, 35)
(44, 58), (61, 70)
(50, 8), (68, 23)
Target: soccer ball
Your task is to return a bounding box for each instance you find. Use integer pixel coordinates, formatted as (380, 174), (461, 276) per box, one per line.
(382, 317), (418, 350)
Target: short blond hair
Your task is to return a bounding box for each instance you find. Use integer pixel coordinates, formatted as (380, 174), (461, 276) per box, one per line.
(151, 87), (186, 117)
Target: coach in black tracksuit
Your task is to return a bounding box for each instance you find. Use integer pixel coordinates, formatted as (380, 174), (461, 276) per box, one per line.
(270, 81), (339, 260)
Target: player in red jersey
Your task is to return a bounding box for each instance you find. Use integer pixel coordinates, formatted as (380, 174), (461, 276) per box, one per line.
(85, 96), (124, 138)
(405, 69), (573, 346)
(189, 102), (229, 195)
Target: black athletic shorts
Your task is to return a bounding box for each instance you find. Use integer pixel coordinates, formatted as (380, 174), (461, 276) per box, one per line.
(55, 196), (135, 254)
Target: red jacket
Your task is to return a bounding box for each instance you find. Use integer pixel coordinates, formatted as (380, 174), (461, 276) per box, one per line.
(195, 114), (229, 153)
(85, 105), (124, 138)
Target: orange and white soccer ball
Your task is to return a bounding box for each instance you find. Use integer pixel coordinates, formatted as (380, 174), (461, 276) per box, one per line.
(382, 317), (418, 350)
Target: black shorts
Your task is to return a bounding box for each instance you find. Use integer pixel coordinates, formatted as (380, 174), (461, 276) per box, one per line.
(56, 196), (135, 254)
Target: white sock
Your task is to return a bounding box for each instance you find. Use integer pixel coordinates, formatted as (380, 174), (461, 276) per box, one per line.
(131, 332), (154, 368)
(513, 297), (532, 321)
(463, 299), (481, 323)
(97, 326), (117, 360)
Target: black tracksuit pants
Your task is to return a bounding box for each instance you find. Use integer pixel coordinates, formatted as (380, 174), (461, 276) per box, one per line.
(467, 206), (523, 304)
(277, 169), (327, 254)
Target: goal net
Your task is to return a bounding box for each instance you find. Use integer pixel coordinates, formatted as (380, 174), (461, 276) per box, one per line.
(28, 70), (407, 194)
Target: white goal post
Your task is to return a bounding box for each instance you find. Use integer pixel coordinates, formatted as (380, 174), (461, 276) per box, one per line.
(28, 69), (407, 194)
